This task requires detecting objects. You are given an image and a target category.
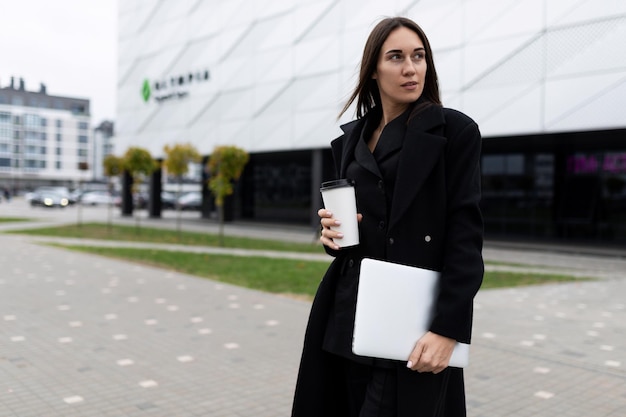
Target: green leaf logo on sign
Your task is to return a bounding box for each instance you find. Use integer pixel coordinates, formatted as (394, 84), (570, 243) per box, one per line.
(141, 79), (151, 102)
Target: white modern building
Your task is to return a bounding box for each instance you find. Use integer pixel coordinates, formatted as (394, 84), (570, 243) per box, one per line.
(93, 120), (115, 181)
(116, 0), (626, 242)
(0, 77), (93, 192)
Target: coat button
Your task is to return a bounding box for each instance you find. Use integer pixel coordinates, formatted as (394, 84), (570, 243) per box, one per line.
(348, 259), (354, 267)
(425, 235), (431, 242)
(378, 180), (384, 190)
(388, 237), (395, 245)
(378, 221), (386, 230)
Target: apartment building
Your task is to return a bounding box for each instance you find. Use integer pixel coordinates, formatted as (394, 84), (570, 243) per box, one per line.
(0, 77), (92, 192)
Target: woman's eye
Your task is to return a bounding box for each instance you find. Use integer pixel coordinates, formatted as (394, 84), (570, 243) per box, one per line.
(390, 54), (402, 60)
(413, 52), (425, 60)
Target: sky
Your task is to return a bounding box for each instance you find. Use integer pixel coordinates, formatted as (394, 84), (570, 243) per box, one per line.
(0, 0), (118, 126)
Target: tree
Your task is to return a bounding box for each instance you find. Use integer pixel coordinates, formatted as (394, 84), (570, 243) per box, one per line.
(207, 145), (249, 246)
(103, 154), (124, 231)
(123, 147), (157, 233)
(163, 143), (201, 237)
(103, 154), (124, 177)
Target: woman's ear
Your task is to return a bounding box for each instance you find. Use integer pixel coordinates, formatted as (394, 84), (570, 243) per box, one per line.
(372, 71), (378, 80)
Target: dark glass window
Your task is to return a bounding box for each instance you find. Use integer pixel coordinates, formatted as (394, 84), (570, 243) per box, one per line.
(78, 135), (88, 144)
(560, 151), (626, 241)
(24, 114), (39, 127)
(241, 151), (312, 223)
(71, 105), (86, 115)
(25, 130), (39, 140)
(481, 129), (626, 243)
(0, 157), (11, 167)
(0, 126), (10, 139)
(482, 153), (554, 238)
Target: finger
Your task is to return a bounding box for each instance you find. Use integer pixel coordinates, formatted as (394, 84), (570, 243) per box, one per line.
(320, 217), (340, 228)
(319, 235), (340, 250)
(321, 229), (343, 244)
(321, 229), (343, 240)
(357, 213), (363, 222)
(420, 353), (449, 374)
(432, 365), (446, 375)
(318, 208), (333, 218)
(415, 357), (433, 373)
(408, 359), (429, 372)
(407, 345), (424, 371)
(319, 224), (342, 250)
(320, 224), (343, 239)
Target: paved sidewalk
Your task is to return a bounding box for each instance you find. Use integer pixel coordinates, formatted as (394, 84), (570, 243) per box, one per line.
(1, 200), (625, 416)
(0, 233), (308, 417)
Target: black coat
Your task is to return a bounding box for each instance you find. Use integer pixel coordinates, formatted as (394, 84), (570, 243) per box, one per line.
(292, 104), (484, 417)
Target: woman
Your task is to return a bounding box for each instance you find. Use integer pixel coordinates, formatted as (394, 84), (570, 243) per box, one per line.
(292, 17), (484, 417)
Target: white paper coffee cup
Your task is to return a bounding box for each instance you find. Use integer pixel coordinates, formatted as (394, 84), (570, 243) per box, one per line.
(320, 179), (359, 248)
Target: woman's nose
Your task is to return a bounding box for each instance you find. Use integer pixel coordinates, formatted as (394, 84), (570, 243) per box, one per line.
(402, 58), (416, 75)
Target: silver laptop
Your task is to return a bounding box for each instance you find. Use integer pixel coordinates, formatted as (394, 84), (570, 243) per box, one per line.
(353, 258), (469, 368)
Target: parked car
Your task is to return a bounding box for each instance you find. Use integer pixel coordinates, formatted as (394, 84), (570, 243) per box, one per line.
(113, 191), (178, 210)
(30, 190), (70, 208)
(177, 191), (202, 210)
(161, 191), (178, 209)
(30, 186), (71, 199)
(80, 190), (115, 206)
(68, 189), (86, 204)
(114, 192), (148, 209)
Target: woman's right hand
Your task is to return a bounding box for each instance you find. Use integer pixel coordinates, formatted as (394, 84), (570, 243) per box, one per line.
(319, 208), (342, 250)
(318, 209), (362, 250)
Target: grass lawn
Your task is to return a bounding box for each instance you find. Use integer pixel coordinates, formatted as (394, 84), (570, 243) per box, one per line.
(8, 222), (322, 253)
(0, 217), (32, 223)
(56, 245), (591, 300)
(57, 245), (329, 298)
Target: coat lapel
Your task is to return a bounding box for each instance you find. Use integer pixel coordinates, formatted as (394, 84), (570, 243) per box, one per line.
(334, 119), (363, 177)
(334, 106), (447, 231)
(388, 105), (447, 231)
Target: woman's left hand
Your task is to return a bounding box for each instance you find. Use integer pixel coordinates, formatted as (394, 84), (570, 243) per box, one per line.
(406, 331), (456, 374)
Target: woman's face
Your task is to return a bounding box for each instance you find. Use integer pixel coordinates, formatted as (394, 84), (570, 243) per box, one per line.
(373, 26), (427, 111)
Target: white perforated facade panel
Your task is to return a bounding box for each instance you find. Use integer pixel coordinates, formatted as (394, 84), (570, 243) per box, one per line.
(116, 0), (626, 156)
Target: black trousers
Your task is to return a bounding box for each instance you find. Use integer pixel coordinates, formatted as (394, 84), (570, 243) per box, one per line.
(343, 358), (398, 417)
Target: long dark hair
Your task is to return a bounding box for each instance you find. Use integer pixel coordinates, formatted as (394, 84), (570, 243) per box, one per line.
(339, 17), (441, 120)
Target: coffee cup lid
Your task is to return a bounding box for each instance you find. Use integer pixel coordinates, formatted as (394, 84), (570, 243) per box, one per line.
(320, 179), (354, 190)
